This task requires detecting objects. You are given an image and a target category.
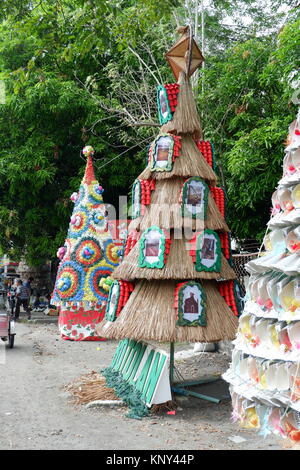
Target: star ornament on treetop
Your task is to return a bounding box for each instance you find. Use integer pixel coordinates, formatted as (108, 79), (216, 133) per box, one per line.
(165, 25), (204, 81)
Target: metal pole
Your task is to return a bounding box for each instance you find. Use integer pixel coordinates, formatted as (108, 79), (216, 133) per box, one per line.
(193, 0), (199, 92)
(169, 342), (175, 384)
(171, 386), (221, 404)
(201, 0), (205, 96)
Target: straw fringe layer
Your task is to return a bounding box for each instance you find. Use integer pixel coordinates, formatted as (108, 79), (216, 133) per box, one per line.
(129, 177), (229, 232)
(112, 237), (236, 281)
(65, 371), (118, 404)
(139, 135), (217, 183)
(160, 72), (202, 139)
(96, 280), (238, 343)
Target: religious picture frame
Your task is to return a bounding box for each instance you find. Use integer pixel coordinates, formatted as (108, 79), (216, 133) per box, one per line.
(176, 281), (207, 327)
(195, 229), (221, 272)
(138, 226), (166, 269)
(181, 177), (209, 219)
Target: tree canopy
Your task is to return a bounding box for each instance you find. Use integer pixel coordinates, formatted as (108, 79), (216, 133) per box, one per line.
(0, 0), (299, 264)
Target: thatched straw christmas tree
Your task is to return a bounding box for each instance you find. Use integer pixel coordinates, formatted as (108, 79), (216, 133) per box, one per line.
(96, 27), (240, 413)
(97, 28), (239, 342)
(51, 146), (120, 341)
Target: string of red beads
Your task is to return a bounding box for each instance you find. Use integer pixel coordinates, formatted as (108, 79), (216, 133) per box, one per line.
(164, 83), (180, 113)
(218, 280), (239, 316)
(116, 280), (135, 316)
(195, 140), (213, 168)
(172, 135), (182, 162)
(219, 232), (231, 260)
(124, 230), (141, 256)
(140, 178), (156, 212)
(173, 281), (186, 308)
(163, 229), (172, 265)
(210, 186), (225, 217)
(188, 232), (202, 263)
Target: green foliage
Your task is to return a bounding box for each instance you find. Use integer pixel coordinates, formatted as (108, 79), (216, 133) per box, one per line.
(0, 0), (178, 265)
(0, 0), (299, 265)
(198, 18), (300, 242)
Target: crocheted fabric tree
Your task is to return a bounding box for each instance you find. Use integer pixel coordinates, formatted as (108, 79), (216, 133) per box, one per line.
(51, 146), (120, 341)
(223, 109), (300, 442)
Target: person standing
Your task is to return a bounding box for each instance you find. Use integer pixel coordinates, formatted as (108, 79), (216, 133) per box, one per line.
(7, 279), (17, 316)
(14, 279), (31, 320)
(23, 277), (34, 295)
(24, 276), (34, 311)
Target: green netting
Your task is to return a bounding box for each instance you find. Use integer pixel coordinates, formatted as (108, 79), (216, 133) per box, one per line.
(101, 367), (149, 420)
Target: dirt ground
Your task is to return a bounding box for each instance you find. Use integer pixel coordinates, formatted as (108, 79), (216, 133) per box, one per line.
(0, 316), (285, 451)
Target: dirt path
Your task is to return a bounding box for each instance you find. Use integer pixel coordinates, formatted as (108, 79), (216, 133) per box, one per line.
(0, 320), (283, 450)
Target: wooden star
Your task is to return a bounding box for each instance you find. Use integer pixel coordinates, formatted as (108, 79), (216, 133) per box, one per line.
(166, 25), (204, 80)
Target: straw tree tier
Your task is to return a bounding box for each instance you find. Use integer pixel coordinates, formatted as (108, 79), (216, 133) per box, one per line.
(97, 28), (239, 345)
(51, 146), (120, 341)
(223, 109), (300, 442)
(97, 279), (236, 343)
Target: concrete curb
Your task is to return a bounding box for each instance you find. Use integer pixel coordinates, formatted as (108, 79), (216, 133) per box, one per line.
(85, 400), (125, 409)
(0, 307), (58, 324)
(29, 318), (58, 324)
(17, 317), (58, 325)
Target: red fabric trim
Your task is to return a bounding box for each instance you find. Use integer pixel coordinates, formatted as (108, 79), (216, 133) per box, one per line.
(58, 306), (107, 340)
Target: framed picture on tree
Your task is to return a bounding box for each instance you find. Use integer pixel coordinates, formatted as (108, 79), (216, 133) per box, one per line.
(105, 280), (121, 322)
(176, 281), (207, 327)
(150, 134), (174, 171)
(131, 180), (142, 219)
(157, 85), (173, 124)
(181, 177), (209, 219)
(196, 229), (221, 272)
(138, 226), (166, 268)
